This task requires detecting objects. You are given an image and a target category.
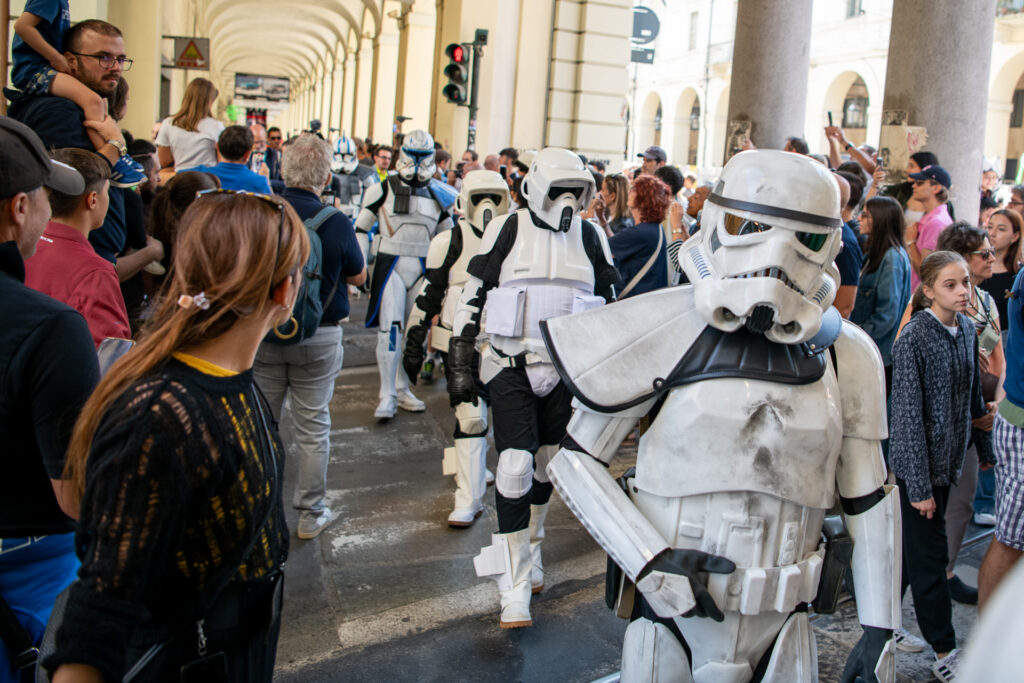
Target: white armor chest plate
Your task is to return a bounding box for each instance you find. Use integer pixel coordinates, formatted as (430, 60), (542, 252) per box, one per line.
(377, 192), (443, 258)
(440, 222), (481, 331)
(636, 372), (843, 510)
(498, 216), (595, 289)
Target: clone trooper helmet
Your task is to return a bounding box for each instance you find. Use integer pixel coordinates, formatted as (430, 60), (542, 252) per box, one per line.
(520, 147), (595, 232)
(679, 149), (844, 345)
(332, 135), (358, 174)
(396, 129), (436, 187)
(456, 170), (510, 236)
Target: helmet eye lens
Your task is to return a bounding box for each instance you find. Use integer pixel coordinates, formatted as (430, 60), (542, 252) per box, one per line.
(724, 213), (772, 236)
(547, 186), (583, 201)
(797, 232), (828, 252)
(471, 193), (503, 206)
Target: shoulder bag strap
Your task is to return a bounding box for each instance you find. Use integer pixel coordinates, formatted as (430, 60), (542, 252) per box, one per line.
(305, 206), (344, 314)
(618, 226), (664, 299)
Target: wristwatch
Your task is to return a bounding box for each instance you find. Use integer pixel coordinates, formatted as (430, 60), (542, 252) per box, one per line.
(106, 138), (127, 156)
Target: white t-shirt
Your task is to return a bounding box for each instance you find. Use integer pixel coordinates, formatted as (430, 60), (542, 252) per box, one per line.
(156, 116), (224, 171)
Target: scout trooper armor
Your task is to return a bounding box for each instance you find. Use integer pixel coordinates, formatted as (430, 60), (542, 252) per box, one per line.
(355, 130), (454, 419)
(447, 148), (620, 629)
(542, 150), (901, 682)
(331, 135), (376, 219)
(403, 170), (511, 527)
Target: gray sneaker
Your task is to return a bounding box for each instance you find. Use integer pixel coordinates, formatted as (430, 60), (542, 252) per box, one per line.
(297, 507), (332, 540)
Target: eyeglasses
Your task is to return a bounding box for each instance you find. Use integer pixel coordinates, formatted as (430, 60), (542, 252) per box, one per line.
(1009, 199), (1024, 207)
(972, 248), (996, 259)
(195, 189), (285, 296)
(70, 52), (133, 71)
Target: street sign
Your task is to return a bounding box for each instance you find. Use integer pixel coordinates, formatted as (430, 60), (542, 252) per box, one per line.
(172, 37), (210, 69)
(632, 7), (660, 45)
(631, 48), (655, 64)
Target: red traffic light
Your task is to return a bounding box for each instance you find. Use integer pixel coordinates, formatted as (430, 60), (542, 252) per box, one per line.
(445, 43), (467, 63)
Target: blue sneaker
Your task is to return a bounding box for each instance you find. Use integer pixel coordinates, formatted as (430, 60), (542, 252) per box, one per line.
(109, 154), (147, 188)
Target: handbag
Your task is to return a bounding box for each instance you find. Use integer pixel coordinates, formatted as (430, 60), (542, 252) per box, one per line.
(36, 387), (282, 683)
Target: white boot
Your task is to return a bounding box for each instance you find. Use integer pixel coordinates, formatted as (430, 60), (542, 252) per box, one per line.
(448, 437), (487, 527)
(528, 503), (549, 594)
(374, 327), (399, 418)
(394, 340), (425, 412)
(499, 529), (534, 628)
(474, 530), (534, 629)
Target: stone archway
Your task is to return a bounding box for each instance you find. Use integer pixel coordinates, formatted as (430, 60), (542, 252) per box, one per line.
(673, 88), (701, 168)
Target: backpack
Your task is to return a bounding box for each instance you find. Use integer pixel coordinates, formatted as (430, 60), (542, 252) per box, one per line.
(266, 205), (339, 345)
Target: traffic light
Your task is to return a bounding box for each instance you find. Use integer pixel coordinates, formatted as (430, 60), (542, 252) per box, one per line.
(443, 42), (469, 105)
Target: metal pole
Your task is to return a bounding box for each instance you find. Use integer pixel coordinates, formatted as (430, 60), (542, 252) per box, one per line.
(467, 41), (481, 151)
(1, 0), (9, 115)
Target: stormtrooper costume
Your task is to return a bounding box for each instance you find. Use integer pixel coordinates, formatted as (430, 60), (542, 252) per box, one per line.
(448, 148), (619, 628)
(331, 135), (376, 219)
(403, 170), (510, 527)
(542, 150), (901, 682)
(355, 130), (454, 418)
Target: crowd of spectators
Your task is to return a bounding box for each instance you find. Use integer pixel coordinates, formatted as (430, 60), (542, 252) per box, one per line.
(1, 9), (1023, 682)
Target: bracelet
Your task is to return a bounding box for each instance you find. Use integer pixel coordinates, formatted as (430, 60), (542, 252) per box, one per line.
(905, 240), (916, 247)
(844, 142), (853, 151)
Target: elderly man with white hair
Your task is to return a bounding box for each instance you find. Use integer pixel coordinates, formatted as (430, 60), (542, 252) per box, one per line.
(253, 133), (367, 540)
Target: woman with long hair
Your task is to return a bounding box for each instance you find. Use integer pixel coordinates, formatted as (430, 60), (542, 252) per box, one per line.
(148, 171), (221, 277)
(890, 250), (993, 682)
(155, 77), (224, 172)
(589, 173), (633, 235)
(980, 208), (1022, 334)
(43, 192), (310, 683)
(850, 196), (912, 392)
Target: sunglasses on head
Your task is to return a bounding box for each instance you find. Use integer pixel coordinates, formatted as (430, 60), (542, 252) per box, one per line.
(195, 189), (286, 297)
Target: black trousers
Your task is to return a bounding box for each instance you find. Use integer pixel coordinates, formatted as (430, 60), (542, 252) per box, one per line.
(488, 367), (572, 533)
(897, 478), (956, 653)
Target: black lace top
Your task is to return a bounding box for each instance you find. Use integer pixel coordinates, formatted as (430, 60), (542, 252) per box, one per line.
(45, 357), (288, 682)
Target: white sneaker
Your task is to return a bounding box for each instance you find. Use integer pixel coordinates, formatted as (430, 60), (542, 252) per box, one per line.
(932, 648), (961, 683)
(973, 511), (997, 526)
(447, 504), (483, 528)
(297, 507), (332, 540)
(375, 395), (397, 419)
(396, 389), (425, 412)
(893, 628), (927, 653)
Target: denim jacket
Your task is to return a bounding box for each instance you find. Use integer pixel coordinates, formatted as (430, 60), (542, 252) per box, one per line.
(850, 247), (911, 366)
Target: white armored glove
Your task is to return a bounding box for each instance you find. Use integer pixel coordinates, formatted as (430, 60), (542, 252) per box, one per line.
(635, 548), (736, 621)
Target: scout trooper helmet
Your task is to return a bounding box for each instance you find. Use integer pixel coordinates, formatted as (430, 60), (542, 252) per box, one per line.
(520, 147), (595, 232)
(396, 129), (436, 187)
(679, 149), (844, 345)
(456, 170), (510, 237)
(332, 135), (358, 174)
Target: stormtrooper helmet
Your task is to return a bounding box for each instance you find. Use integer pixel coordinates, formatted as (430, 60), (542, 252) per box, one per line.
(456, 170), (510, 236)
(332, 136), (358, 174)
(396, 130), (436, 187)
(520, 147), (594, 232)
(679, 149), (844, 345)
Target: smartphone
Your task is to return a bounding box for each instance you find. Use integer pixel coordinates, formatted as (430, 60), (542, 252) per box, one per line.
(499, 164), (507, 177)
(828, 112), (834, 126)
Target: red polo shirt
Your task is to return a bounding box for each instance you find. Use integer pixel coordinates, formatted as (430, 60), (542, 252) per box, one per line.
(25, 221), (130, 347)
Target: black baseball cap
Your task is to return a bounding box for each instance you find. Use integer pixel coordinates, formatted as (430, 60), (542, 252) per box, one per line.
(0, 117), (83, 199)
(908, 164), (951, 190)
(637, 145), (667, 163)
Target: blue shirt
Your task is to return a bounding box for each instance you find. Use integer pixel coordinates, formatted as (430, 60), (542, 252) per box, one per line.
(835, 221), (863, 288)
(192, 162), (272, 194)
(280, 188), (365, 323)
(608, 222), (668, 298)
(850, 247), (911, 366)
(1004, 269), (1024, 409)
(10, 0), (70, 90)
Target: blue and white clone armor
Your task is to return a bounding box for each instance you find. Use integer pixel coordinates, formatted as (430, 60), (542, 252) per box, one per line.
(403, 170), (511, 527)
(355, 130), (455, 418)
(448, 148), (619, 628)
(330, 134), (376, 219)
(542, 150), (901, 682)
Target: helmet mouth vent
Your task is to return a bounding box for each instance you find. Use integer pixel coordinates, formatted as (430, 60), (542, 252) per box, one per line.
(728, 268), (804, 295)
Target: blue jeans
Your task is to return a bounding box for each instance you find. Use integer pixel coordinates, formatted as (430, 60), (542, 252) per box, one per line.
(0, 534), (78, 682)
(975, 466), (996, 515)
(253, 325), (344, 514)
